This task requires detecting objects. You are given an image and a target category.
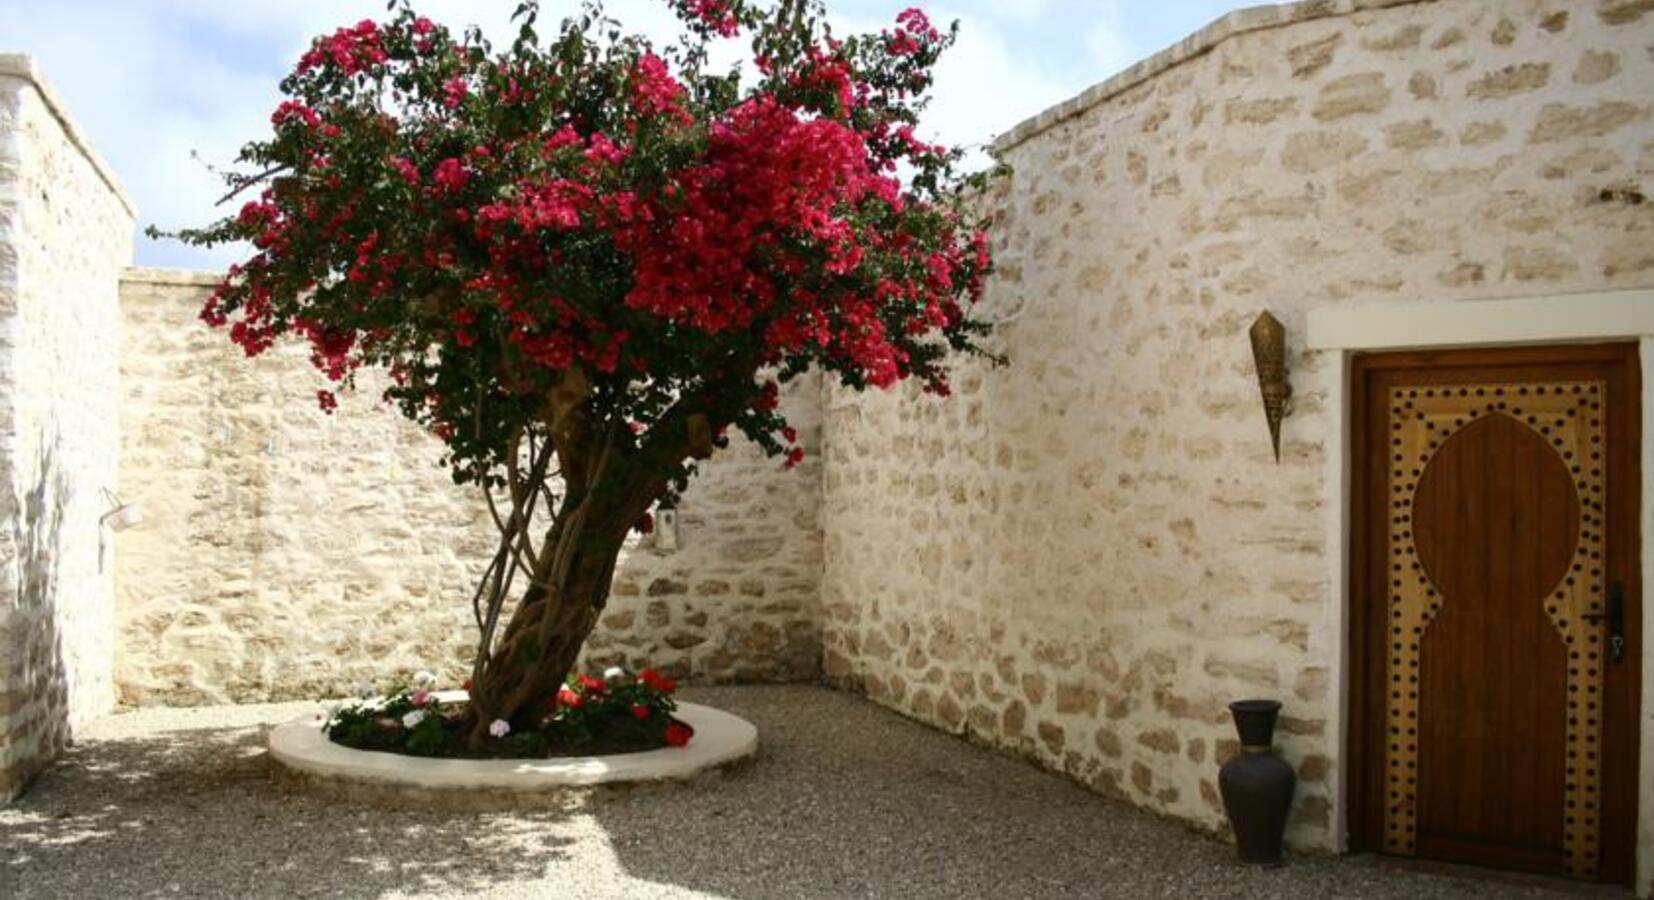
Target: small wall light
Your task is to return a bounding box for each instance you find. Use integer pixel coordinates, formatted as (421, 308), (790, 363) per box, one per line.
(655, 503), (680, 553)
(100, 488), (144, 532)
(98, 489), (143, 573)
(1249, 311), (1292, 463)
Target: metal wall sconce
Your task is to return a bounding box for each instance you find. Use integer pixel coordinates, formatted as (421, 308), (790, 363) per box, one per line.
(1249, 312), (1292, 463)
(100, 488), (144, 533)
(98, 488), (144, 573)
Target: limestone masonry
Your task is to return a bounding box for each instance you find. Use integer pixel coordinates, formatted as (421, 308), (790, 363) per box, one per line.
(0, 54), (132, 802)
(1, 2), (1652, 888)
(118, 270), (822, 706)
(821, 0), (1653, 853)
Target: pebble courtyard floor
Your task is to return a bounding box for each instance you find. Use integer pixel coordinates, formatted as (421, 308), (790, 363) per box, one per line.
(0, 686), (1617, 899)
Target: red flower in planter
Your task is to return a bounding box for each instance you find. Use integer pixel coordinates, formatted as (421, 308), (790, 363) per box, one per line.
(556, 686), (582, 709)
(665, 721), (693, 747)
(631, 704), (651, 721)
(576, 674), (606, 694)
(638, 668), (676, 695)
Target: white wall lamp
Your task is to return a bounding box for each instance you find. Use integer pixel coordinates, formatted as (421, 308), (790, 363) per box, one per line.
(655, 503), (679, 553)
(100, 488), (144, 532)
(98, 488), (143, 572)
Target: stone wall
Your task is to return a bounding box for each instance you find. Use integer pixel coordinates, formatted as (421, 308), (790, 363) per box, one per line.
(116, 270), (822, 706)
(0, 56), (133, 801)
(820, 0), (1654, 853)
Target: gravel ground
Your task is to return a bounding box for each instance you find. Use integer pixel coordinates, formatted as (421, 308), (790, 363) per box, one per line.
(0, 685), (1613, 900)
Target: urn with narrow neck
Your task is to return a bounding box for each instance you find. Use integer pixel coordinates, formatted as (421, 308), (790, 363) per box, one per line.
(1218, 699), (1296, 865)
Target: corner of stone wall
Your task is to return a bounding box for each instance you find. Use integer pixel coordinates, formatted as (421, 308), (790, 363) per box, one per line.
(0, 55), (133, 803)
(825, 0), (1654, 862)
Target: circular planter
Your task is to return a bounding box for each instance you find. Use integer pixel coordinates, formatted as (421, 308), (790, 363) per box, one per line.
(268, 699), (757, 809)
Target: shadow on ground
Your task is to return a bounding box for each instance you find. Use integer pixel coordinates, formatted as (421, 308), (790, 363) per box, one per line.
(0, 686), (1608, 899)
(0, 710), (575, 899)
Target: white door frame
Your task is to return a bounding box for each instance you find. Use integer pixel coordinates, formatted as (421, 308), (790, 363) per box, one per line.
(1306, 288), (1654, 897)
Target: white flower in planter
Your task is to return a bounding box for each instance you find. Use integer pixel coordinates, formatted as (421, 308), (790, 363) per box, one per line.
(354, 680), (375, 699)
(402, 710), (427, 729)
(412, 670), (437, 688)
(488, 719), (511, 738)
(603, 666), (628, 686)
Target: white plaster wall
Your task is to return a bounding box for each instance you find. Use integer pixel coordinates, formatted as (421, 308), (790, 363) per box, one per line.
(0, 56), (133, 801)
(821, 0), (1654, 863)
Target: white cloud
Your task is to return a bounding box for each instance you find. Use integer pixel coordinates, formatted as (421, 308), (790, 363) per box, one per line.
(824, 4), (1078, 165)
(1083, 1), (1137, 86)
(924, 10), (1073, 160)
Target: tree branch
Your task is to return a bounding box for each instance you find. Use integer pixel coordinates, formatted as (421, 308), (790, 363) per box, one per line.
(214, 164), (291, 206)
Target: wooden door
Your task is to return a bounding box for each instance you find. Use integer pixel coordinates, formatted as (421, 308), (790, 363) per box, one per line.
(1351, 344), (1642, 886)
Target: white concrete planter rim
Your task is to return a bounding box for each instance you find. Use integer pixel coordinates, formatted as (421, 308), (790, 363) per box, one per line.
(269, 699), (757, 790)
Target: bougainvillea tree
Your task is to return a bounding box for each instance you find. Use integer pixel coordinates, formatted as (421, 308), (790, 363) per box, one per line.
(162, 0), (999, 745)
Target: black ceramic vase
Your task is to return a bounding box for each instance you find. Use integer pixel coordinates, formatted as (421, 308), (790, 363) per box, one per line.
(1218, 699), (1296, 866)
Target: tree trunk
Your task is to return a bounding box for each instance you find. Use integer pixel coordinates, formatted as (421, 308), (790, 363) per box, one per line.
(458, 403), (687, 748)
(463, 531), (622, 744)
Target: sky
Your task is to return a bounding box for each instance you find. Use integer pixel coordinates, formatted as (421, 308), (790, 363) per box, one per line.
(1, 0), (1251, 269)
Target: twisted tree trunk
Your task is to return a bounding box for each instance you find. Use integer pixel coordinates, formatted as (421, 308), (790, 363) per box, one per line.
(457, 365), (732, 747)
(459, 439), (680, 746)
(463, 532), (622, 744)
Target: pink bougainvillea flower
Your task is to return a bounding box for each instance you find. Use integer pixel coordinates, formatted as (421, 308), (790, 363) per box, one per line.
(637, 668), (676, 695)
(442, 76), (468, 109)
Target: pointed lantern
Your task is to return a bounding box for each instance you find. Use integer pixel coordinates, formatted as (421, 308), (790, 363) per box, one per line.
(1249, 311), (1292, 463)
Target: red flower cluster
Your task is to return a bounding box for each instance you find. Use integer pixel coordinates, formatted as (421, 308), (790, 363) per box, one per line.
(631, 54), (690, 123)
(432, 158), (469, 193)
(297, 20), (387, 75)
(619, 95), (891, 336)
(271, 100), (320, 130)
(442, 76), (469, 110)
(678, 0), (741, 37)
(637, 668), (677, 694)
(546, 668), (688, 747)
(175, 0), (997, 484)
(896, 8), (940, 42)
